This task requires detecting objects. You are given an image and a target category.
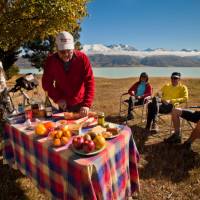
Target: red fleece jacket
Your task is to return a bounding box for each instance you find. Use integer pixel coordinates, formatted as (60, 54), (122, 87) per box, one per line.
(42, 50), (95, 108)
(128, 81), (152, 98)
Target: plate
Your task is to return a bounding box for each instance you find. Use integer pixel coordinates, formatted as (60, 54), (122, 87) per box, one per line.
(104, 133), (120, 140)
(71, 144), (106, 156)
(102, 127), (122, 140)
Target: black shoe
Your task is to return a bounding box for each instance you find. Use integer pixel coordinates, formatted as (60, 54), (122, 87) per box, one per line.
(182, 141), (191, 150)
(127, 113), (134, 120)
(164, 133), (181, 144)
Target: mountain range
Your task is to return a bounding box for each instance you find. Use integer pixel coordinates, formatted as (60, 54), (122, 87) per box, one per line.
(16, 44), (200, 68)
(82, 44), (200, 67)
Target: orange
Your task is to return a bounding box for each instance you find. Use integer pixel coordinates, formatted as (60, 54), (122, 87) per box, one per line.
(63, 130), (71, 138)
(35, 123), (47, 136)
(60, 124), (69, 132)
(53, 138), (61, 147)
(55, 130), (63, 139)
(44, 121), (56, 130)
(61, 136), (69, 145)
(49, 130), (57, 139)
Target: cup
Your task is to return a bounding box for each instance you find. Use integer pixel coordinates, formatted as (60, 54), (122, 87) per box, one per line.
(25, 109), (33, 121)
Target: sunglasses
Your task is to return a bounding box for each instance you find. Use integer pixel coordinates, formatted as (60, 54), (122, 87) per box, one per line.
(59, 50), (73, 55)
(171, 77), (180, 80)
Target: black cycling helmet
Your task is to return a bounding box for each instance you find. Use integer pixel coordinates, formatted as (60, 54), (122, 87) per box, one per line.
(139, 72), (148, 82)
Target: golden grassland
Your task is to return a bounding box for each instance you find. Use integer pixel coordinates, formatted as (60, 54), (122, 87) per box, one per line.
(1, 76), (200, 200)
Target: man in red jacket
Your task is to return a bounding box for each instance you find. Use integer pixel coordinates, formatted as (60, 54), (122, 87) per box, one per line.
(42, 31), (95, 117)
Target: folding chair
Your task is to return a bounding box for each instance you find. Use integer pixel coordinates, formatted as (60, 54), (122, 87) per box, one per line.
(119, 92), (151, 124)
(156, 111), (173, 133)
(149, 99), (189, 134)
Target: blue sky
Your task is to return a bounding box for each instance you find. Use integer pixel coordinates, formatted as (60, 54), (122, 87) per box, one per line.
(80, 0), (200, 50)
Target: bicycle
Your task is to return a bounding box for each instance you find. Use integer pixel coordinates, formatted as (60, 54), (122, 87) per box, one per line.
(0, 73), (40, 153)
(0, 73), (39, 121)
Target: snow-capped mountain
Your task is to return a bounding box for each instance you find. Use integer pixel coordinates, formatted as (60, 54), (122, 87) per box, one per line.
(82, 44), (111, 54)
(106, 44), (137, 51)
(82, 44), (200, 58)
(80, 44), (200, 68)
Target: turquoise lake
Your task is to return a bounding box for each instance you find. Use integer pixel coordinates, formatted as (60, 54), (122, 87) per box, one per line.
(19, 66), (200, 78)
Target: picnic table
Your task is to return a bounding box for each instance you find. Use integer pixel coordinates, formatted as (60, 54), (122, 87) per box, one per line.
(3, 118), (140, 200)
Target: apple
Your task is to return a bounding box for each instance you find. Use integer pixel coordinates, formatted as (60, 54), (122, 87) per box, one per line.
(83, 134), (92, 141)
(72, 136), (84, 149)
(82, 139), (95, 153)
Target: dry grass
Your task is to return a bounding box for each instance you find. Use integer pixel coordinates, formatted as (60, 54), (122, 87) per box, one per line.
(1, 76), (200, 200)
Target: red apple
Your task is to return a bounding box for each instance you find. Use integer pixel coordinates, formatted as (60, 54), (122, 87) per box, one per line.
(82, 139), (95, 153)
(72, 136), (84, 149)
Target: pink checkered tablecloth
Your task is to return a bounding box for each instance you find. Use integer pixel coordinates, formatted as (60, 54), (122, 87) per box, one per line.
(3, 121), (140, 200)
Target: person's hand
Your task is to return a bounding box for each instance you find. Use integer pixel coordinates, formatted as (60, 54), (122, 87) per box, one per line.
(157, 91), (162, 97)
(136, 96), (142, 99)
(80, 106), (89, 117)
(57, 99), (67, 111)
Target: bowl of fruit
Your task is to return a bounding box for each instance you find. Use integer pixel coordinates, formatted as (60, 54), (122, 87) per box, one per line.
(48, 124), (72, 147)
(72, 133), (106, 156)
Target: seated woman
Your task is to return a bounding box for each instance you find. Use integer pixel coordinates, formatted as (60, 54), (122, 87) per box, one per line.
(127, 72), (152, 120)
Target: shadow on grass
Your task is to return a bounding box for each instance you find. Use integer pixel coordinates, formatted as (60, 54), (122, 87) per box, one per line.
(0, 158), (28, 200)
(105, 115), (200, 183)
(130, 125), (149, 154)
(106, 115), (149, 153)
(139, 141), (200, 183)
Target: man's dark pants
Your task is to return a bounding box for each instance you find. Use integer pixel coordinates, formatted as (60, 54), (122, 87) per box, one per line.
(146, 97), (173, 129)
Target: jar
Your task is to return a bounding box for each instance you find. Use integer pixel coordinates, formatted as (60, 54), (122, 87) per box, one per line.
(31, 103), (39, 118)
(18, 103), (24, 113)
(45, 106), (53, 118)
(98, 112), (105, 126)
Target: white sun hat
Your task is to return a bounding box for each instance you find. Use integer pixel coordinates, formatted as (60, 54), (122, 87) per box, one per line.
(55, 31), (74, 50)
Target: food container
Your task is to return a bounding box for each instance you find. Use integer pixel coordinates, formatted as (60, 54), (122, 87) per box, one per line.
(97, 112), (105, 126)
(18, 103), (24, 113)
(31, 103), (39, 118)
(37, 109), (46, 118)
(25, 109), (33, 121)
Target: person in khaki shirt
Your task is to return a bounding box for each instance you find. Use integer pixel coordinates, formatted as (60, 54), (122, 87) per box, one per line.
(145, 72), (188, 133)
(167, 108), (200, 147)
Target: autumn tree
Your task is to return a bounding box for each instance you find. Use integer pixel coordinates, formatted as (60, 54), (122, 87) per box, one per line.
(0, 0), (89, 74)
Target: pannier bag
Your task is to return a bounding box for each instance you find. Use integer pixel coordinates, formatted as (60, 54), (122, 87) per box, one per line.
(11, 73), (39, 92)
